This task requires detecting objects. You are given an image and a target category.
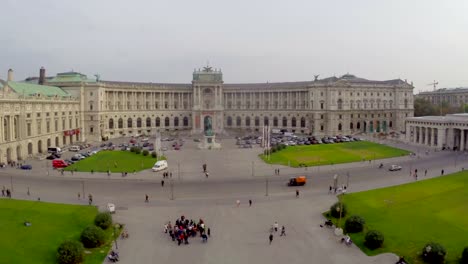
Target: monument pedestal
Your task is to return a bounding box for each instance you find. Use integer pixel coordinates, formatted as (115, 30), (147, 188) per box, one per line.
(198, 134), (221, 149)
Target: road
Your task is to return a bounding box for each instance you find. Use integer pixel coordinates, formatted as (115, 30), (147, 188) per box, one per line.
(0, 137), (465, 264)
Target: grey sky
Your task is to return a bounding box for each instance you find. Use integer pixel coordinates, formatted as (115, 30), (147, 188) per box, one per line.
(1, 0), (467, 92)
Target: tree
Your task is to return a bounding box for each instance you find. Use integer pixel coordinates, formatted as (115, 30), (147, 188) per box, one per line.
(56, 240), (84, 264)
(94, 212), (112, 230)
(364, 230), (384, 250)
(414, 98), (438, 117)
(421, 242), (446, 264)
(344, 215), (365, 233)
(80, 225), (106, 248)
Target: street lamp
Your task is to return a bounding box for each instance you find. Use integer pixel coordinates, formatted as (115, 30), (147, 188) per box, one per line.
(113, 225), (119, 250)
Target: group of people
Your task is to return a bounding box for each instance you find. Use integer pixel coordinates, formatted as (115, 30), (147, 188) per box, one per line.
(1, 186), (11, 198)
(162, 171), (172, 178)
(268, 221), (286, 244)
(164, 215), (211, 245)
(328, 185), (347, 195)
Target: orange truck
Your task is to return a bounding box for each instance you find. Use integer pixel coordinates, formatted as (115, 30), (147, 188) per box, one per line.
(288, 176), (307, 186)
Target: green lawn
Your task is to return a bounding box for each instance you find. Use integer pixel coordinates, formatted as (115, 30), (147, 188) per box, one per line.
(65, 150), (158, 172)
(260, 141), (409, 167)
(335, 172), (468, 263)
(0, 199), (114, 264)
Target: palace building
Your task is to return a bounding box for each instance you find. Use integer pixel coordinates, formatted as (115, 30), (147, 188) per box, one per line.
(0, 65), (414, 163)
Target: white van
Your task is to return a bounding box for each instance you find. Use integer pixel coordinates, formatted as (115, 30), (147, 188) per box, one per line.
(69, 146), (80, 152)
(152, 160), (168, 172)
(47, 147), (62, 154)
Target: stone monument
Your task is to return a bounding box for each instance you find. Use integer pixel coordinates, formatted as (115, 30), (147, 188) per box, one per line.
(199, 115), (221, 149)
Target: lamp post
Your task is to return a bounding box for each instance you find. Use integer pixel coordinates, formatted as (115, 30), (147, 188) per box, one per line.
(113, 225), (119, 250)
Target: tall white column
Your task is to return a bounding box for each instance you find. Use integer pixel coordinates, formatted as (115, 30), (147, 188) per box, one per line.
(461, 129), (465, 151)
(426, 127), (430, 146)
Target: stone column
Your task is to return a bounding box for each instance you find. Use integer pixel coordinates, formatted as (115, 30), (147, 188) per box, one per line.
(426, 127), (431, 146)
(461, 129), (465, 151)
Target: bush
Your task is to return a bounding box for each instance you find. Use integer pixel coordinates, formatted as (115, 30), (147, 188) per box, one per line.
(94, 212), (112, 230)
(364, 230), (384, 250)
(56, 240), (84, 264)
(461, 247), (468, 264)
(344, 215), (365, 233)
(151, 151), (157, 158)
(80, 225), (106, 248)
(142, 150), (149, 156)
(330, 202), (347, 218)
(421, 242), (446, 264)
(130, 147), (136, 152)
(135, 148), (141, 154)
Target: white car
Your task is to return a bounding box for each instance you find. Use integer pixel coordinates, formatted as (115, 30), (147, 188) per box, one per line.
(152, 160), (168, 172)
(107, 203), (116, 214)
(389, 165), (402, 171)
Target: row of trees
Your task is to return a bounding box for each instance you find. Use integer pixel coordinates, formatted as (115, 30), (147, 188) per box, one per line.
(414, 98), (468, 117)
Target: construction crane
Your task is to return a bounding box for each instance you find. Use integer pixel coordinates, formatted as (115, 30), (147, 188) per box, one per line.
(427, 80), (438, 91)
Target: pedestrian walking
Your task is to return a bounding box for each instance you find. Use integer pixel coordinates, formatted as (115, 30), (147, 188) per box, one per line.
(274, 221), (279, 232)
(424, 169), (427, 176)
(207, 227), (211, 236)
(205, 172), (209, 178)
(88, 194), (93, 205)
(236, 200), (240, 207)
(203, 163), (207, 173)
(1, 189), (4, 197)
(249, 199), (252, 206)
(77, 192), (81, 200)
(296, 189), (299, 198)
(161, 180), (165, 187)
(441, 169), (444, 175)
(328, 186), (332, 194)
(269, 233), (273, 244)
(277, 168), (280, 175)
(145, 194), (149, 203)
(280, 226), (286, 236)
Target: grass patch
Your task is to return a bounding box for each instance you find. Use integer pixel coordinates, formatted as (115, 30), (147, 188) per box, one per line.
(260, 141), (408, 167)
(329, 172), (468, 263)
(0, 199), (115, 264)
(65, 150), (160, 172)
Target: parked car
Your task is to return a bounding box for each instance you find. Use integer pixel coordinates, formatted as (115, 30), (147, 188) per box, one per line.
(69, 145), (80, 152)
(152, 160), (168, 172)
(20, 164), (32, 170)
(52, 159), (69, 169)
(46, 153), (60, 160)
(389, 165), (402, 171)
(107, 203), (116, 214)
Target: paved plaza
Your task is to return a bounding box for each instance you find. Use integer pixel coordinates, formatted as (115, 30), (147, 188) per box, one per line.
(0, 135), (466, 264)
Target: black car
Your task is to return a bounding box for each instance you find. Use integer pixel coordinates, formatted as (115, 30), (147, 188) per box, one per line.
(46, 154), (60, 160)
(21, 164), (32, 170)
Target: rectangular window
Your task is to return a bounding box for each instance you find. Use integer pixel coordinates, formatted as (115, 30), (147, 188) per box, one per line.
(46, 121), (50, 133)
(27, 123), (31, 136)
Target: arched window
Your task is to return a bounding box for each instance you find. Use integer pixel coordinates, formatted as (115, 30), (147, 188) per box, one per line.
(356, 100), (361, 109)
(337, 99), (343, 110)
(282, 117), (287, 127)
(146, 117), (151, 127)
(389, 121), (393, 127)
(357, 122), (361, 129)
(137, 118), (142, 128)
(127, 118), (133, 128)
(350, 100), (354, 109)
(227, 116), (232, 127)
(264, 116), (269, 126)
(183, 117), (189, 126)
(389, 100), (393, 108)
(338, 123), (342, 131)
(156, 117), (161, 127)
(174, 117), (179, 127)
(300, 117), (306, 128)
(245, 116), (251, 126)
(164, 117), (170, 127)
(255, 117), (260, 126)
(118, 118), (123, 129)
(292, 117), (297, 127)
(236, 116), (241, 126)
(350, 122), (353, 129)
(273, 117), (278, 127)
(109, 119), (114, 129)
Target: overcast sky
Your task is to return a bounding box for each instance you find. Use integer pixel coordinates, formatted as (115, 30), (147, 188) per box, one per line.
(1, 0), (467, 92)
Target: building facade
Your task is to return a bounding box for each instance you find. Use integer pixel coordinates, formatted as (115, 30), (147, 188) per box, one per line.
(405, 113), (468, 151)
(48, 66), (414, 142)
(417, 88), (468, 107)
(0, 70), (81, 164)
(0, 66), (414, 162)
